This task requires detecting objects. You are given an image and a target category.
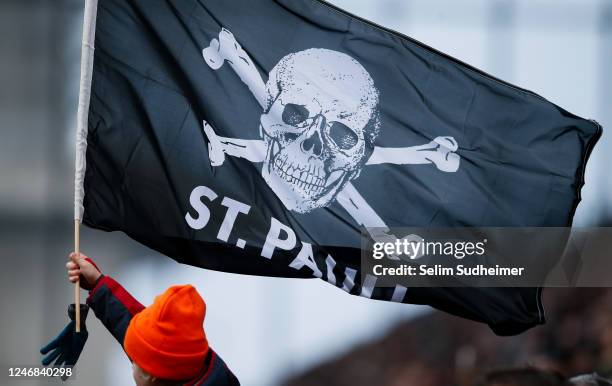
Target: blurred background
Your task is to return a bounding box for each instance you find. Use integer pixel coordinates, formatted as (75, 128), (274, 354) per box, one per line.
(1, 0), (611, 385)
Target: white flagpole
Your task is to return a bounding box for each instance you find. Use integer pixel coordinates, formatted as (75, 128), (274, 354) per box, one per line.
(74, 0), (98, 332)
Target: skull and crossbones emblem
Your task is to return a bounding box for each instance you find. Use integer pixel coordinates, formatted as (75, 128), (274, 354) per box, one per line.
(202, 28), (459, 238)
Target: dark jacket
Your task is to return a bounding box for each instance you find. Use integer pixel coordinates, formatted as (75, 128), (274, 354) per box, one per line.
(86, 275), (240, 385)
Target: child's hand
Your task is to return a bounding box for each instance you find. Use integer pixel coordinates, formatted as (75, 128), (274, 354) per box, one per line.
(66, 253), (102, 290)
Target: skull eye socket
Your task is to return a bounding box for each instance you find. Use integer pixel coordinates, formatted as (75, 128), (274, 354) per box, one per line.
(282, 103), (309, 126)
(329, 121), (358, 150)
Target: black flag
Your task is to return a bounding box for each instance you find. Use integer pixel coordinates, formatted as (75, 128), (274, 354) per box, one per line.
(83, 0), (601, 335)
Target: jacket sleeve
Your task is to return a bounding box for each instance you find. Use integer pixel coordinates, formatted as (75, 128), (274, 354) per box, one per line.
(86, 275), (145, 346)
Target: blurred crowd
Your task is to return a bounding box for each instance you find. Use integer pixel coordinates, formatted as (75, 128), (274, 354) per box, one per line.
(283, 288), (612, 386)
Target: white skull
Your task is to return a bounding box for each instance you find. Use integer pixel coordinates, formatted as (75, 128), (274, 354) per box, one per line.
(260, 49), (380, 213)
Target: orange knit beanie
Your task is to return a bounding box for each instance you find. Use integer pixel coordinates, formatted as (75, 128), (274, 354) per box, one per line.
(124, 285), (209, 381)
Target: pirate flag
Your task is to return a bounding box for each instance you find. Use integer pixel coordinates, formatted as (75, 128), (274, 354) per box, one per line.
(78, 0), (601, 335)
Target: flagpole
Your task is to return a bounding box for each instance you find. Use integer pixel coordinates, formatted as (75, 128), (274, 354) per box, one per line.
(74, 0), (99, 332)
(74, 220), (81, 332)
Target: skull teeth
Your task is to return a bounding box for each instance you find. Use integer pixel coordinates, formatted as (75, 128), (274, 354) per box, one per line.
(273, 156), (325, 194)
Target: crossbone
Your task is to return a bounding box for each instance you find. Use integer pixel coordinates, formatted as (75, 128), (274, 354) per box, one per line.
(203, 122), (460, 172)
(202, 29), (460, 255)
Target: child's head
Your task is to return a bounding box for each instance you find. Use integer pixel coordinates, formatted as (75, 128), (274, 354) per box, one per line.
(125, 285), (209, 384)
